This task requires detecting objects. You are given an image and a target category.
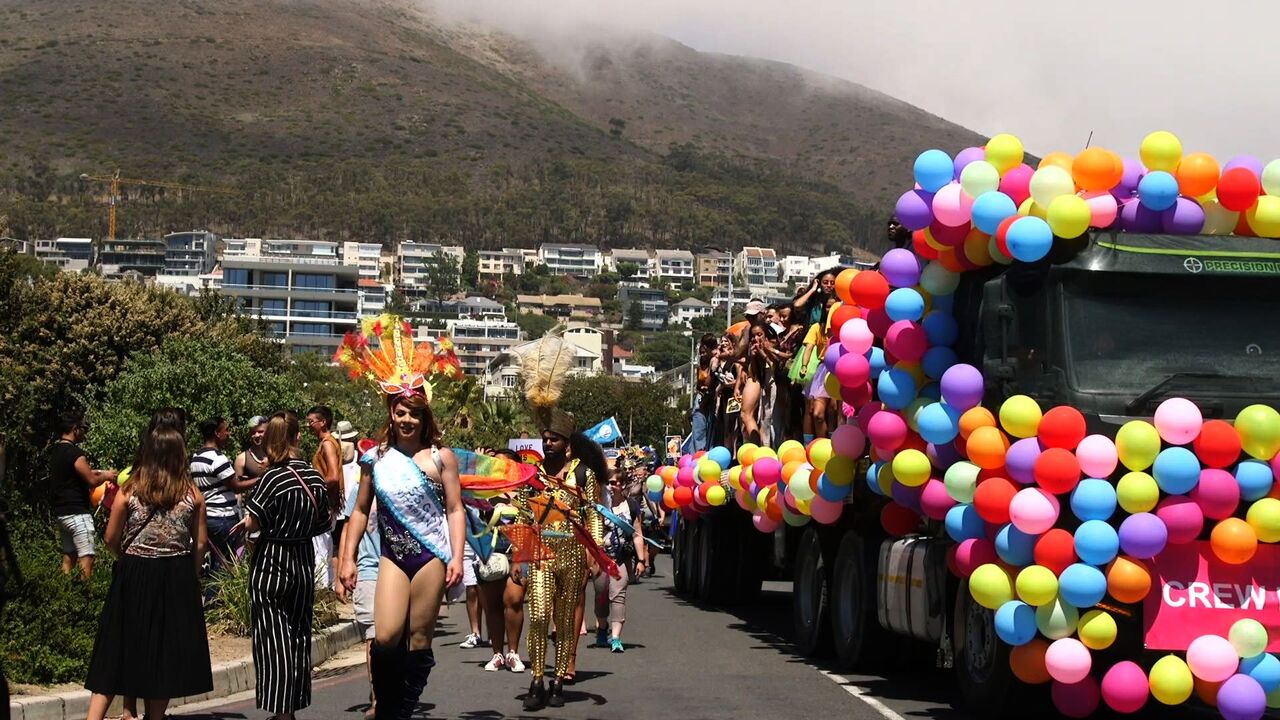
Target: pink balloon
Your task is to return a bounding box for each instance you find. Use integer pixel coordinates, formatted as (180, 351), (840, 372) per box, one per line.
(1052, 677), (1101, 719)
(1075, 434), (1119, 479)
(1156, 496), (1205, 544)
(752, 512), (779, 533)
(1154, 397), (1203, 445)
(810, 496), (843, 524)
(676, 465), (696, 487)
(919, 478), (956, 520)
(1009, 487), (1060, 534)
(831, 424), (867, 457)
(1082, 190), (1119, 228)
(1186, 634), (1238, 682)
(839, 317), (875, 355)
(753, 457), (783, 487)
(1101, 661), (1149, 714)
(885, 320), (928, 363)
(856, 402), (884, 433)
(1191, 469), (1241, 520)
(867, 410), (909, 450)
(834, 352), (871, 387)
(1046, 638), (1093, 684)
(999, 163), (1035, 207)
(932, 182), (975, 227)
(953, 538), (997, 576)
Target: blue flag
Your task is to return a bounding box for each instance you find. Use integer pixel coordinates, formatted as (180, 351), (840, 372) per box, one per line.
(584, 417), (624, 445)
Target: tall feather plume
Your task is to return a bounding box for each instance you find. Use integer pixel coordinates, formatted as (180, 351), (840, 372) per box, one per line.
(521, 332), (573, 411)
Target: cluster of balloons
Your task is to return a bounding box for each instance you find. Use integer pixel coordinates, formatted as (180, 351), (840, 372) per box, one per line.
(896, 132), (1280, 269)
(648, 445), (735, 512)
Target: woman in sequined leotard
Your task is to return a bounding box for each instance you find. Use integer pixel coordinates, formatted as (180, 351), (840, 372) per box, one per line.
(340, 393), (465, 720)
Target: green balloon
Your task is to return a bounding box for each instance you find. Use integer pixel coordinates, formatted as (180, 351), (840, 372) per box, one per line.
(1035, 595), (1079, 640)
(945, 461), (981, 504)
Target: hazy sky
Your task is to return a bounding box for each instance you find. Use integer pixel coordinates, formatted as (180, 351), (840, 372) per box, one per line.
(433, 0), (1278, 161)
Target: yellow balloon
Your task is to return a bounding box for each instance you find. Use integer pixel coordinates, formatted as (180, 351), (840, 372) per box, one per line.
(1116, 471), (1160, 514)
(825, 454), (858, 486)
(1247, 195), (1280, 238)
(1149, 654), (1194, 705)
(1202, 199), (1239, 235)
(1016, 565), (1059, 606)
(705, 484), (727, 506)
(1237, 404), (1280, 460)
(808, 438), (834, 471)
(754, 446), (779, 463)
(986, 134), (1025, 174)
(1078, 609), (1117, 650)
(877, 460), (897, 495)
(1046, 194), (1091, 239)
(1140, 130), (1183, 173)
(1000, 395), (1043, 439)
(727, 465), (744, 492)
(1029, 166), (1076, 208)
(892, 449), (931, 487)
(1248, 498), (1280, 543)
(969, 564), (1014, 610)
(1116, 420), (1161, 471)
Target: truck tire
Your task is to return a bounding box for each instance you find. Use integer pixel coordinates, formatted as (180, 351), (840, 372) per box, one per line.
(688, 520), (705, 602)
(792, 527), (833, 658)
(673, 517), (691, 597)
(953, 578), (1014, 717)
(830, 531), (880, 670)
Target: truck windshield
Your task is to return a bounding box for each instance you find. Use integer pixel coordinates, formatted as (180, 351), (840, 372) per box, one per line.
(1061, 271), (1280, 395)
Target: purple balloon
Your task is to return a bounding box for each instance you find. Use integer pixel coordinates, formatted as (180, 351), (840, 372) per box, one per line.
(1110, 157), (1144, 200)
(1006, 438), (1045, 484)
(928, 441), (963, 470)
(1118, 198), (1162, 233)
(823, 342), (846, 373)
(1217, 674), (1266, 720)
(954, 147), (986, 179)
(1224, 155), (1265, 178)
(881, 248), (922, 288)
(896, 189), (935, 231)
(939, 363), (985, 411)
(1162, 197), (1206, 234)
(1118, 512), (1168, 559)
(891, 480), (925, 512)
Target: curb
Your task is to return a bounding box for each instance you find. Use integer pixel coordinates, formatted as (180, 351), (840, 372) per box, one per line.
(8, 621), (360, 720)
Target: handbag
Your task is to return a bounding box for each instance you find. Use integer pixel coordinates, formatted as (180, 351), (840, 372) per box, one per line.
(474, 542), (510, 582)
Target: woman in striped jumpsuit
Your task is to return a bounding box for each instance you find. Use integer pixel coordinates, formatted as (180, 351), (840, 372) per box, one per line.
(235, 411), (331, 719)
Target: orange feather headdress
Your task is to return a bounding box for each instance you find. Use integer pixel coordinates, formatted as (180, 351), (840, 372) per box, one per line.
(333, 313), (462, 400)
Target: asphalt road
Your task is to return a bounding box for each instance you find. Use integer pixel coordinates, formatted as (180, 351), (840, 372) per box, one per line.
(173, 555), (973, 720)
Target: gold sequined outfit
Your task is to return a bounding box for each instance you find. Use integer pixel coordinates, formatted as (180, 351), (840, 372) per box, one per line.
(515, 458), (603, 679)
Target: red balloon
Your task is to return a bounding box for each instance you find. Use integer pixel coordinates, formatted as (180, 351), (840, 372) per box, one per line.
(829, 304), (861, 335)
(1034, 528), (1078, 575)
(842, 382), (873, 407)
(1038, 406), (1087, 450)
(1034, 447), (1082, 494)
(673, 486), (694, 506)
(1194, 419), (1242, 468)
(881, 503), (920, 537)
(994, 215), (1019, 258)
(913, 230), (940, 260)
(1218, 167), (1262, 212)
(865, 307), (893, 338)
(929, 220), (969, 247)
(974, 476), (1018, 524)
(953, 538), (998, 576)
(849, 271), (890, 310)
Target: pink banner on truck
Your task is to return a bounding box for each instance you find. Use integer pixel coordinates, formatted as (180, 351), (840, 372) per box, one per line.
(1144, 540), (1280, 651)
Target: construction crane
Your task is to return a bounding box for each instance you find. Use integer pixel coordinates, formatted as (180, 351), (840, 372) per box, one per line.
(79, 170), (235, 241)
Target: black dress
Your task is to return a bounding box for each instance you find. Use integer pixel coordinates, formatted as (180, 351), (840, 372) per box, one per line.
(85, 493), (212, 699)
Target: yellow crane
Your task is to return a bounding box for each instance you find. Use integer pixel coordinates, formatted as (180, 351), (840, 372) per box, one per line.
(79, 170), (235, 241)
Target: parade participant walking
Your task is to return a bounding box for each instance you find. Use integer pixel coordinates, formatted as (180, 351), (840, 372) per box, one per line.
(307, 405), (344, 588)
(337, 436), (381, 720)
(235, 412), (332, 720)
(233, 416), (269, 491)
(592, 474), (647, 652)
(191, 416), (247, 572)
(476, 448), (526, 673)
(85, 425), (212, 720)
(336, 315), (466, 720)
(48, 410), (117, 580)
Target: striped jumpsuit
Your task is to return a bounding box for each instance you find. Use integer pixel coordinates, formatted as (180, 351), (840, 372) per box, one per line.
(246, 460), (331, 715)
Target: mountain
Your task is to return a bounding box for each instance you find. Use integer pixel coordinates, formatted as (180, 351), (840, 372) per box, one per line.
(0, 0), (982, 256)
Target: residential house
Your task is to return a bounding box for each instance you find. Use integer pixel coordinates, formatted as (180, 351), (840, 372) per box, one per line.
(442, 318), (522, 377)
(483, 331), (602, 400)
(358, 279), (389, 315)
(34, 238), (94, 272)
(163, 231), (219, 276)
(398, 242), (465, 291)
(516, 293), (602, 320)
(696, 251), (732, 288)
(98, 238), (167, 278)
(780, 255), (812, 287)
(537, 243), (602, 278)
(342, 242), (384, 281)
(477, 249), (527, 280)
(618, 285), (669, 331)
(456, 296), (506, 320)
(605, 248), (655, 279)
(656, 249), (696, 284)
(736, 246), (781, 290)
(670, 297), (713, 327)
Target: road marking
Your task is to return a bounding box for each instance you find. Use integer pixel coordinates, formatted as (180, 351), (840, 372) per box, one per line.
(818, 669), (909, 720)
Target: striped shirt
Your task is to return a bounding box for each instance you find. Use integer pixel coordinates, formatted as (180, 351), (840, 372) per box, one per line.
(191, 447), (238, 519)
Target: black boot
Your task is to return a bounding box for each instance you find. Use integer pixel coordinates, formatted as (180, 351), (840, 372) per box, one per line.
(399, 648), (435, 720)
(523, 678), (548, 711)
(548, 679), (565, 708)
(370, 643), (404, 720)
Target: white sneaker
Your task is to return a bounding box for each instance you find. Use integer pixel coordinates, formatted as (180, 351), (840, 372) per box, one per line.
(505, 652), (526, 673)
(484, 653), (506, 671)
(459, 633), (480, 649)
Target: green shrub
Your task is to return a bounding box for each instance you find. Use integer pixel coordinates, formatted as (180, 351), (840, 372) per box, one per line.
(205, 546), (341, 637)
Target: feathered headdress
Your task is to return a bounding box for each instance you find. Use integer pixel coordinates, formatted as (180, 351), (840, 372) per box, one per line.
(333, 313), (462, 400)
(520, 332), (576, 437)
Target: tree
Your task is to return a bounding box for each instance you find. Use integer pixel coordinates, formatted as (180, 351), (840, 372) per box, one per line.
(461, 249), (480, 291)
(515, 311), (557, 339)
(557, 375), (684, 448)
(617, 261), (639, 280)
(625, 300), (644, 331)
(636, 331), (696, 372)
(419, 254), (461, 303)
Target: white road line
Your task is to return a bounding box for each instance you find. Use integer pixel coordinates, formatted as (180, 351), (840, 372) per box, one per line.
(818, 668), (910, 720)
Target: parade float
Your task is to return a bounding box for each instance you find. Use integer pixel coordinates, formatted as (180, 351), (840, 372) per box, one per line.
(658, 132), (1280, 719)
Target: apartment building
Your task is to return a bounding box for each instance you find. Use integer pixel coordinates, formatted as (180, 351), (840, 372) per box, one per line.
(99, 238), (167, 278)
(516, 293), (602, 320)
(456, 296), (506, 320)
(477, 249), (527, 280)
(163, 231), (219, 276)
(670, 297), (713, 327)
(618, 285), (669, 331)
(656, 249), (696, 284)
(736, 246), (780, 289)
(696, 251), (732, 288)
(342, 242), (384, 280)
(398, 242), (465, 290)
(780, 255), (812, 286)
(444, 318), (522, 377)
(606, 248), (655, 279)
(537, 243), (602, 278)
(33, 238), (93, 272)
(483, 332), (602, 400)
(358, 279), (389, 315)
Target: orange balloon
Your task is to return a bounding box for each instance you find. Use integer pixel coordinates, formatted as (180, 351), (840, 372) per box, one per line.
(660, 466), (678, 484)
(923, 227), (950, 251)
(763, 488), (783, 522)
(1106, 555), (1152, 603)
(1010, 638), (1051, 685)
(912, 230), (940, 260)
(835, 268), (858, 305)
(1038, 151), (1074, 172)
(780, 444), (808, 465)
(1195, 677), (1224, 707)
(1211, 518), (1258, 564)
(1072, 147), (1124, 191)
(781, 460), (803, 483)
(662, 486), (676, 509)
(1176, 152), (1221, 198)
(91, 483), (107, 508)
(966, 425), (1011, 470)
(963, 229), (994, 267)
(936, 247), (967, 273)
(959, 406), (998, 440)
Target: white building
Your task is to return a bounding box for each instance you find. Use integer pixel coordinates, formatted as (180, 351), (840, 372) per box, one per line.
(398, 242), (465, 290)
(736, 246), (781, 289)
(656, 249), (696, 284)
(343, 242), (384, 280)
(670, 297), (714, 327)
(484, 333), (602, 400)
(33, 238), (93, 272)
(614, 360), (657, 381)
(221, 238), (261, 257)
(444, 318), (523, 377)
(164, 231), (219, 276)
(537, 243), (602, 278)
(477, 249), (527, 280)
(605, 248), (655, 279)
(781, 255), (812, 286)
(358, 279), (390, 315)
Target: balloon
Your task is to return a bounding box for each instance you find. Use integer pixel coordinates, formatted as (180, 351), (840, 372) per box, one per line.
(1116, 471), (1160, 513)
(995, 523), (1037, 566)
(1011, 638), (1052, 684)
(777, 440), (807, 465)
(885, 288), (925, 323)
(917, 402), (961, 445)
(1072, 147), (1122, 191)
(1192, 468), (1241, 520)
(960, 160), (1001, 198)
(1074, 435), (1118, 479)
(1218, 674), (1267, 720)
(958, 406), (997, 440)
(1059, 563), (1107, 608)
(969, 563), (1014, 610)
(1242, 654), (1280, 694)
(932, 182), (974, 227)
(830, 424), (866, 458)
(1081, 190), (1119, 228)
(919, 261), (960, 296)
(1119, 512), (1168, 559)
(1039, 406), (1086, 450)
(697, 458), (723, 482)
(1157, 496), (1205, 545)
(996, 600), (1038, 646)
(1016, 565), (1059, 606)
(753, 457), (783, 487)
(1000, 163), (1035, 207)
(1106, 556), (1152, 603)
(812, 496), (844, 525)
(967, 425), (1010, 471)
(705, 484), (727, 506)
(1189, 635), (1242, 683)
(944, 461), (981, 503)
(1212, 518), (1258, 565)
(953, 146), (986, 177)
(945, 503), (985, 542)
(752, 512), (779, 533)
(974, 476), (1017, 525)
(971, 190), (1018, 234)
(1046, 637), (1092, 684)
(1078, 609), (1117, 650)
(1118, 197), (1163, 232)
(1035, 447), (1081, 494)
(1219, 167), (1262, 212)
(1247, 498), (1280, 543)
(1264, 159), (1280, 196)
(1202, 199), (1240, 235)
(1117, 421), (1161, 471)
(1162, 197), (1205, 234)
(808, 438), (833, 470)
(1237, 405), (1280, 459)
(1176, 152), (1221, 197)
(1010, 488), (1059, 534)
(1030, 165), (1075, 208)
(1237, 460), (1275, 502)
(1231, 619), (1270, 659)
(1154, 447), (1201, 495)
(879, 502), (915, 535)
(1037, 594), (1081, 640)
(1151, 654), (1195, 705)
(999, 395), (1042, 439)
(877, 367), (917, 410)
(1006, 437), (1044, 484)
(707, 446), (732, 469)
(645, 475), (664, 493)
(896, 189), (935, 231)
(849, 270), (890, 310)
(1195, 419), (1243, 468)
(1035, 528), (1078, 575)
(834, 352), (872, 387)
(1046, 194), (1091, 239)
(1102, 661), (1150, 714)
(838, 318), (875, 356)
(921, 346), (959, 382)
(1070, 478), (1117, 521)
(880, 248), (922, 288)
(1155, 397), (1204, 445)
(1140, 130), (1183, 172)
(954, 537), (997, 576)
(1138, 170), (1179, 211)
(892, 448), (931, 487)
(940, 363), (984, 410)
(914, 149), (954, 193)
(1112, 156), (1144, 199)
(1074, 519), (1120, 565)
(986, 134), (1025, 173)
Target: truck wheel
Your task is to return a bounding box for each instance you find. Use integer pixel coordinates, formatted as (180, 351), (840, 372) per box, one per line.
(953, 578), (1014, 717)
(688, 521), (705, 602)
(792, 527), (833, 658)
(673, 518), (690, 596)
(830, 531), (879, 670)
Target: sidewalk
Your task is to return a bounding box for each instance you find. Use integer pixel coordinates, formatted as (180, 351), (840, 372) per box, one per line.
(8, 621), (361, 720)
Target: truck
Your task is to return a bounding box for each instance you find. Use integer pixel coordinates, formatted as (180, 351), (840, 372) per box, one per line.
(669, 229), (1280, 715)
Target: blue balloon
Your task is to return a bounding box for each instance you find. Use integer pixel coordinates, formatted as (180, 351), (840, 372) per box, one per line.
(817, 473), (852, 502)
(867, 462), (884, 496)
(1058, 563), (1107, 609)
(1070, 479), (1117, 521)
(922, 346), (959, 381)
(1005, 216), (1053, 263)
(995, 524), (1037, 566)
(995, 600), (1038, 646)
(914, 149), (955, 193)
(647, 489), (662, 503)
(1138, 170), (1180, 211)
(918, 401), (962, 445)
(706, 446), (732, 469)
(1237, 460), (1275, 502)
(922, 310), (959, 347)
(972, 190), (1018, 234)
(931, 292), (956, 313)
(877, 367), (917, 410)
(866, 346), (887, 377)
(1074, 520), (1120, 565)
(885, 287), (925, 322)
(1153, 447), (1201, 495)
(945, 504), (985, 542)
(1242, 653), (1280, 693)
(919, 382), (943, 401)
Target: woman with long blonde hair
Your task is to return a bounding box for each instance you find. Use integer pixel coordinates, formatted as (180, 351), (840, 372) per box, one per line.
(86, 425), (212, 720)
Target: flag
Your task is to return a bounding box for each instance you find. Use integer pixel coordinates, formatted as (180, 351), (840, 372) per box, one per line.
(584, 417), (624, 444)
